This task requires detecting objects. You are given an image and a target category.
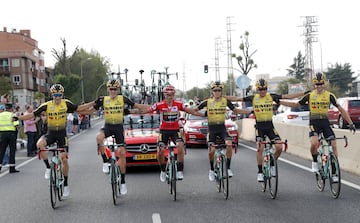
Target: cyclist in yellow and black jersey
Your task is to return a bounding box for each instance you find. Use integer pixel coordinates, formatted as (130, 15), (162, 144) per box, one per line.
(280, 72), (356, 178)
(226, 78), (307, 182)
(87, 79), (148, 195)
(194, 81), (251, 181)
(19, 83), (95, 197)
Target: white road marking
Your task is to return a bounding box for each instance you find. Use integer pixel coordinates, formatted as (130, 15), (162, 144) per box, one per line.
(152, 213), (162, 223)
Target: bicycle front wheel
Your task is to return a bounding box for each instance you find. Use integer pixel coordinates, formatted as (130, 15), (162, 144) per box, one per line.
(171, 160), (177, 201)
(329, 155), (341, 199)
(57, 163), (64, 201)
(221, 156), (229, 200)
(316, 156), (325, 192)
(268, 155), (278, 199)
(49, 163), (57, 209)
(110, 163), (118, 205)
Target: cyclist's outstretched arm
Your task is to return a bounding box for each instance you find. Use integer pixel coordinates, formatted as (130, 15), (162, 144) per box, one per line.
(282, 91), (309, 99)
(279, 100), (300, 108)
(224, 96), (243, 102)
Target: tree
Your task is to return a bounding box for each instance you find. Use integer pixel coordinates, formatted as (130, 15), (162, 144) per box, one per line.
(52, 38), (75, 76)
(0, 76), (12, 96)
(287, 51), (306, 81)
(277, 78), (302, 95)
(325, 63), (355, 97)
(232, 31), (257, 76)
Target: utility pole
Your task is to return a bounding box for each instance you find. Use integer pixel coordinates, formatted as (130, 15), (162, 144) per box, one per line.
(226, 16), (235, 95)
(300, 16), (318, 86)
(214, 36), (222, 81)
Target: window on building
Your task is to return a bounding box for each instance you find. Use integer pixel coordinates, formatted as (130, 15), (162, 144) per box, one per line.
(0, 58), (9, 71)
(11, 58), (20, 67)
(13, 75), (21, 85)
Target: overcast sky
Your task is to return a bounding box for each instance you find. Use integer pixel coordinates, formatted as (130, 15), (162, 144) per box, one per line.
(2, 0), (359, 91)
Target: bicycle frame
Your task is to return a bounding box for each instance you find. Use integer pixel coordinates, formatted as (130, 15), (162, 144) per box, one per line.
(40, 144), (65, 209)
(259, 139), (287, 199)
(106, 136), (122, 205)
(166, 142), (177, 201)
(315, 133), (347, 199)
(213, 143), (229, 200)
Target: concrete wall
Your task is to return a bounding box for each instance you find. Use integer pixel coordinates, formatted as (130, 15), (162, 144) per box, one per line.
(236, 119), (360, 176)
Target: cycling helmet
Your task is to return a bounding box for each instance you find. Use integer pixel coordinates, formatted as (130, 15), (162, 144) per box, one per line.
(106, 79), (120, 88)
(50, 84), (65, 94)
(255, 78), (268, 89)
(312, 72), (326, 84)
(210, 81), (224, 90)
(163, 84), (176, 95)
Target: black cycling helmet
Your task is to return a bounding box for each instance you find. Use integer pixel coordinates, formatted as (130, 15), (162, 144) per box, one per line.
(255, 78), (268, 89)
(107, 79), (120, 88)
(312, 72), (326, 84)
(210, 81), (224, 90)
(50, 84), (65, 94)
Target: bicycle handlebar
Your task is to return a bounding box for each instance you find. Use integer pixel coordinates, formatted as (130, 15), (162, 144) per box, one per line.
(38, 147), (66, 159)
(318, 135), (348, 148)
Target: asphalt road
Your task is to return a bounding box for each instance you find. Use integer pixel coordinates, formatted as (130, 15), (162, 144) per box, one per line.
(1, 120), (360, 223)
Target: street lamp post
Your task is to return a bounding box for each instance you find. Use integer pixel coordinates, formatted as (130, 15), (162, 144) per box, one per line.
(80, 58), (92, 103)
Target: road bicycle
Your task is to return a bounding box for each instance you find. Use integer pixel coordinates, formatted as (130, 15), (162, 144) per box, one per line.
(165, 140), (177, 201)
(213, 142), (229, 200)
(315, 133), (348, 199)
(40, 144), (65, 209)
(106, 136), (122, 205)
(259, 138), (287, 199)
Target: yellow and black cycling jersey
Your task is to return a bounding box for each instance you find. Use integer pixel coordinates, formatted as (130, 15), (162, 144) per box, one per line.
(298, 90), (338, 120)
(34, 99), (78, 131)
(197, 97), (235, 125)
(243, 93), (281, 124)
(94, 95), (135, 125)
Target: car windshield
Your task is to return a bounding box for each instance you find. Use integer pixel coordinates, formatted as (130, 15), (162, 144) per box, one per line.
(123, 113), (160, 130)
(290, 104), (309, 112)
(349, 100), (360, 108)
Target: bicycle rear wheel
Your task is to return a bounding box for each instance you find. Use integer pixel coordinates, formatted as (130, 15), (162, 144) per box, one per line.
(221, 156), (229, 200)
(268, 156), (278, 199)
(49, 163), (57, 209)
(329, 155), (341, 199)
(110, 163), (118, 205)
(171, 160), (177, 201)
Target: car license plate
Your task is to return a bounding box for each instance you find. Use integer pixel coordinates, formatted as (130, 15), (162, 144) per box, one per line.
(134, 154), (157, 160)
(302, 116), (309, 120)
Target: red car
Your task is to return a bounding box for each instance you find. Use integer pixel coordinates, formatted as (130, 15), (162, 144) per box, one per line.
(104, 113), (177, 167)
(328, 97), (360, 129)
(183, 114), (239, 147)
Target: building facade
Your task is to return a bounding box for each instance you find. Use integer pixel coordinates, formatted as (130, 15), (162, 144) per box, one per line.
(0, 27), (52, 108)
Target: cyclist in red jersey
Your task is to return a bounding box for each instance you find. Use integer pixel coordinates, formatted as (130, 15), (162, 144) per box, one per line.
(145, 84), (203, 182)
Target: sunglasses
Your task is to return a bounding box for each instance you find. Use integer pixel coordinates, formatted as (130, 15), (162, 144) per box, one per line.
(109, 88), (118, 91)
(315, 83), (324, 86)
(258, 88), (267, 91)
(213, 89), (222, 92)
(52, 93), (63, 97)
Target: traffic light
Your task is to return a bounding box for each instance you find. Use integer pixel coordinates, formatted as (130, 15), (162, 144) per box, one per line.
(204, 65), (208, 73)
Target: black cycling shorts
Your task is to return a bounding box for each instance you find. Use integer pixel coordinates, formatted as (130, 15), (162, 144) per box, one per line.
(101, 124), (125, 145)
(44, 130), (69, 152)
(255, 122), (281, 142)
(158, 129), (183, 146)
(207, 124), (231, 145)
(309, 119), (335, 139)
